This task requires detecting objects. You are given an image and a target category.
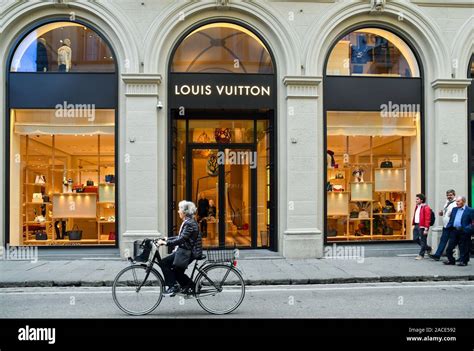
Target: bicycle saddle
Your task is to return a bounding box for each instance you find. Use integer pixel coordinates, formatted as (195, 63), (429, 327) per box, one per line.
(195, 254), (206, 261)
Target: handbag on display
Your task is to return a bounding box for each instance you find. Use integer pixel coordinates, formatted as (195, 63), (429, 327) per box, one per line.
(350, 211), (359, 218)
(380, 159), (393, 168)
(35, 175), (46, 185)
(32, 193), (43, 203)
(42, 195), (50, 203)
(358, 211), (369, 219)
(173, 248), (192, 269)
(86, 180), (94, 186)
(332, 185), (344, 192)
(105, 175), (115, 183)
(34, 215), (46, 223)
(67, 225), (83, 240)
(108, 232), (116, 240)
(35, 230), (48, 240)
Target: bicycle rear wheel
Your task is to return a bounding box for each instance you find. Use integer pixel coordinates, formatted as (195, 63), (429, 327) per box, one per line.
(112, 264), (164, 316)
(195, 264), (245, 315)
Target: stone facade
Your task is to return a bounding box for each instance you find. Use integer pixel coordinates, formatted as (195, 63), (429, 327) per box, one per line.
(0, 0), (472, 258)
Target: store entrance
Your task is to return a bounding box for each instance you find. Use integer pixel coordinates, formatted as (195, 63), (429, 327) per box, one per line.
(170, 113), (274, 250)
(190, 146), (254, 247)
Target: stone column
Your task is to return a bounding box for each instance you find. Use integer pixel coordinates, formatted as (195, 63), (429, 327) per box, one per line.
(120, 74), (162, 258)
(282, 77), (324, 258)
(429, 79), (471, 249)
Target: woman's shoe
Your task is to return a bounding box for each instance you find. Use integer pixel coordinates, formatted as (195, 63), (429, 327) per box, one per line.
(415, 255), (423, 260)
(163, 285), (180, 297)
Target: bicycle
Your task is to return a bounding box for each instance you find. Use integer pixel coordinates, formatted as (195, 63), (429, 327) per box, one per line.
(112, 238), (246, 315)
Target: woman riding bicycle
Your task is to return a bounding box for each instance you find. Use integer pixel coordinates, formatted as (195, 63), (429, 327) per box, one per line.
(158, 200), (200, 297)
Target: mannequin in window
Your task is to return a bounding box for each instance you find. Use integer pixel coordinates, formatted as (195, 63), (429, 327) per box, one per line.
(36, 38), (49, 72)
(57, 38), (72, 72)
(208, 199), (217, 219)
(197, 193), (210, 236)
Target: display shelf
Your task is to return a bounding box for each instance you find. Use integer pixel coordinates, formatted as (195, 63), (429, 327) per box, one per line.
(52, 193), (97, 196)
(24, 202), (52, 205)
(24, 221), (51, 225)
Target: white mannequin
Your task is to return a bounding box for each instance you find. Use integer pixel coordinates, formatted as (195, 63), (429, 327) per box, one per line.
(57, 38), (72, 72)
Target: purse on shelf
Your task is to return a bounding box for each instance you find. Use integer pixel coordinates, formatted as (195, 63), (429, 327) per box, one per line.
(35, 230), (48, 240)
(86, 180), (94, 186)
(34, 175), (46, 185)
(32, 193), (43, 203)
(108, 232), (116, 240)
(358, 211), (369, 219)
(67, 225), (83, 240)
(380, 159), (393, 168)
(34, 215), (46, 223)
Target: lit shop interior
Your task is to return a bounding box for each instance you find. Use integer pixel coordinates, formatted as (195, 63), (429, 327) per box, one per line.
(8, 21), (117, 246)
(169, 22), (275, 249)
(325, 28), (421, 241)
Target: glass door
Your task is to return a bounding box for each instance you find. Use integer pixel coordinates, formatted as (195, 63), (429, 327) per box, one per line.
(223, 148), (253, 247)
(190, 146), (255, 248)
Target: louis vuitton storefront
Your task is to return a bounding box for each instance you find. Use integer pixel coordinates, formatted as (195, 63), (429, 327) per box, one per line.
(1, 0), (472, 259)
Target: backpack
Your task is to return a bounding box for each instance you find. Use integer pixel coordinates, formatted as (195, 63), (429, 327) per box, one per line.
(429, 208), (436, 226)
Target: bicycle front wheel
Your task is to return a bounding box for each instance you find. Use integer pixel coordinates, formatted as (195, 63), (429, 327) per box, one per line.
(112, 264), (164, 316)
(195, 264), (245, 315)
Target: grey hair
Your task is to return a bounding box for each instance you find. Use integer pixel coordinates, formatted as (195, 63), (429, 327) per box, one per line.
(456, 196), (467, 203)
(178, 200), (197, 217)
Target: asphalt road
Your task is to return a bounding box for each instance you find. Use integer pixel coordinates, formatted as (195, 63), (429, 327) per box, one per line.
(1, 281), (473, 319)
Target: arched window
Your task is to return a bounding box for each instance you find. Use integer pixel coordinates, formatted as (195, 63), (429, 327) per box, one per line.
(326, 28), (419, 77)
(324, 27), (423, 243)
(10, 21), (115, 72)
(7, 20), (118, 248)
(171, 22), (274, 74)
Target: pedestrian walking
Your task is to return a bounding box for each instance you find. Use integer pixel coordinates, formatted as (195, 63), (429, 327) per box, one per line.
(412, 193), (433, 260)
(429, 189), (457, 261)
(443, 196), (474, 266)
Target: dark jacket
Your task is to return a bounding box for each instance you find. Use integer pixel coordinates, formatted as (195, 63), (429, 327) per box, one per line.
(167, 218), (200, 251)
(446, 206), (474, 233)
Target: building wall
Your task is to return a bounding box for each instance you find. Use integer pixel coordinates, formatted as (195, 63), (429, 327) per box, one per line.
(0, 0), (472, 258)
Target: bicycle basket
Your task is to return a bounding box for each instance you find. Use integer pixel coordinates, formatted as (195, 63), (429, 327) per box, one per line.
(205, 246), (237, 263)
(133, 239), (153, 262)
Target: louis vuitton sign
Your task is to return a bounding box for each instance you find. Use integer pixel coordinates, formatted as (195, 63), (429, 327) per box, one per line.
(169, 73), (274, 109)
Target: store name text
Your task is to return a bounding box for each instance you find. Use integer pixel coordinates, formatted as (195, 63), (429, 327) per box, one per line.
(174, 84), (271, 97)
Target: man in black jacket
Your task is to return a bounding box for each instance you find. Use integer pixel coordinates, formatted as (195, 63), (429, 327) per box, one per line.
(443, 196), (474, 266)
(158, 200), (200, 296)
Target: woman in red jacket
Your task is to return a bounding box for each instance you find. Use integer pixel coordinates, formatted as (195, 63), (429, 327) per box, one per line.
(412, 193), (432, 260)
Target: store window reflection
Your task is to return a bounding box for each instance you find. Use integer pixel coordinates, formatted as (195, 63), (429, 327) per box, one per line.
(326, 28), (419, 77)
(10, 21), (115, 72)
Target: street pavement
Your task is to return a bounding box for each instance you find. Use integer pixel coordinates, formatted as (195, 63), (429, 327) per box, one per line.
(1, 281), (473, 318)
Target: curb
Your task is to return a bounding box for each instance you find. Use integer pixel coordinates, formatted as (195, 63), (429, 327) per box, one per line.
(1, 275), (473, 288)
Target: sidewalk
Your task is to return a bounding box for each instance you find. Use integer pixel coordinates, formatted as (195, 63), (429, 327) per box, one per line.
(1, 255), (473, 287)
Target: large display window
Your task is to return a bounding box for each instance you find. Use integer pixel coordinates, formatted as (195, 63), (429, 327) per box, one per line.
(7, 20), (118, 247)
(324, 27), (422, 242)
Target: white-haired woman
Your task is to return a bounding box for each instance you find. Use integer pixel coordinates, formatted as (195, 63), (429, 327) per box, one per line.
(158, 200), (200, 297)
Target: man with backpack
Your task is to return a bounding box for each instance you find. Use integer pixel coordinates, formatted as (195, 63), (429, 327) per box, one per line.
(412, 193), (433, 260)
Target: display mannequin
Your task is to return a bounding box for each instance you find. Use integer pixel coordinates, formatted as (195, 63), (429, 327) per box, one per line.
(57, 38), (72, 72)
(36, 38), (49, 72)
(197, 193), (210, 236)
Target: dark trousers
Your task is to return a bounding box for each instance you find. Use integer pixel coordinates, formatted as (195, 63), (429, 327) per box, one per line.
(446, 229), (471, 264)
(433, 227), (450, 258)
(413, 225), (430, 257)
(200, 218), (207, 234)
(160, 252), (193, 288)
